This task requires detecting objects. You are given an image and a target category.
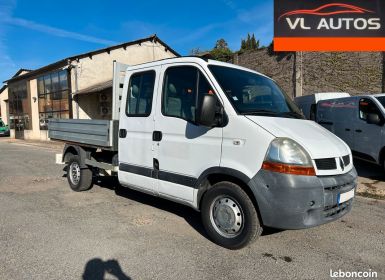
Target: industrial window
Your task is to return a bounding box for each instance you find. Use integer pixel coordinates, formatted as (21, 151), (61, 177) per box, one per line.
(38, 70), (70, 130)
(8, 81), (31, 130)
(162, 66), (214, 123)
(126, 71), (156, 117)
(358, 98), (381, 121)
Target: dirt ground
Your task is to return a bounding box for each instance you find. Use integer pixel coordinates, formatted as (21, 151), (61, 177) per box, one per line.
(0, 138), (384, 280)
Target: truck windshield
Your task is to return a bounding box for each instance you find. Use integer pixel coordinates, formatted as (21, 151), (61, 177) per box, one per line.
(208, 65), (303, 118)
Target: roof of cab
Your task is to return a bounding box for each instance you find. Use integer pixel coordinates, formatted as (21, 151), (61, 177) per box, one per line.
(125, 56), (270, 79)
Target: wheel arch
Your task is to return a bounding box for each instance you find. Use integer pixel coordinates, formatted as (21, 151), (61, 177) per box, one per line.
(196, 167), (262, 221)
(379, 146), (385, 166)
(63, 144), (94, 167)
(63, 145), (78, 162)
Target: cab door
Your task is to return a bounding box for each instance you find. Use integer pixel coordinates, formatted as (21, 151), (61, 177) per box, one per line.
(118, 67), (161, 194)
(153, 64), (223, 204)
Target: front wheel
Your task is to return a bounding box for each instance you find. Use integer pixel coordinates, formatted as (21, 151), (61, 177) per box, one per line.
(201, 181), (262, 249)
(66, 155), (93, 192)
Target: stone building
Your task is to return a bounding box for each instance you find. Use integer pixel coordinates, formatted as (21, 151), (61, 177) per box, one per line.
(0, 35), (178, 140)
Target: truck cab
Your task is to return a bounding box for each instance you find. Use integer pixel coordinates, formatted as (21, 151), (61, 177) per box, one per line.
(52, 57), (357, 249)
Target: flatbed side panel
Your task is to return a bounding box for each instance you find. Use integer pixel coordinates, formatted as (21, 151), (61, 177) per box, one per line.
(112, 61), (130, 121)
(48, 119), (112, 148)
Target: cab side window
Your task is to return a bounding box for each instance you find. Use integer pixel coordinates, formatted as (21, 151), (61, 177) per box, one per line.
(359, 98), (381, 121)
(126, 71), (156, 116)
(162, 66), (215, 122)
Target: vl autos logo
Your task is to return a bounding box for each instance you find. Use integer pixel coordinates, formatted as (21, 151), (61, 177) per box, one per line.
(273, 0), (385, 51)
(279, 3), (381, 31)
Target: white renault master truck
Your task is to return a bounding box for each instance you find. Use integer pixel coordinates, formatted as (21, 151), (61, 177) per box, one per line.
(49, 57), (357, 249)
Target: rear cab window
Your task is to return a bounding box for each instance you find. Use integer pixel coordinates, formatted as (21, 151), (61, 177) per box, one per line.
(126, 70), (156, 117)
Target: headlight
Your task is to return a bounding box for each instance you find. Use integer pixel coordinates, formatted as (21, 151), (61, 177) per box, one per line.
(262, 138), (315, 176)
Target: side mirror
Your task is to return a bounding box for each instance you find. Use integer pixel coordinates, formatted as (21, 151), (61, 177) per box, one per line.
(366, 113), (382, 125)
(196, 94), (217, 127)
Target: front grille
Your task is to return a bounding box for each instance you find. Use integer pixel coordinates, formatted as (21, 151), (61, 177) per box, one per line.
(324, 200), (351, 217)
(343, 155), (350, 166)
(315, 158), (337, 170)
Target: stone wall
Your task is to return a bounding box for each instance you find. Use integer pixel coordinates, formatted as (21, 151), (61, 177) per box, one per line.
(301, 52), (383, 96)
(234, 49), (296, 97)
(233, 49), (384, 98)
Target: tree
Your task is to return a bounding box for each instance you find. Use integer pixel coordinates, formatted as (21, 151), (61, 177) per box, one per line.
(214, 38), (229, 50)
(251, 34), (259, 49)
(240, 33), (260, 51)
(189, 47), (202, 56)
(241, 39), (247, 50)
(246, 33), (251, 49)
(210, 38), (233, 61)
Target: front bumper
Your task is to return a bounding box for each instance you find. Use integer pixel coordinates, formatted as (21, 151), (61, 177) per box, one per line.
(248, 167), (357, 229)
(0, 130), (10, 136)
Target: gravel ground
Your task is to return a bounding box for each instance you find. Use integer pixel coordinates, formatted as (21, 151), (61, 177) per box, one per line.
(0, 138), (384, 280)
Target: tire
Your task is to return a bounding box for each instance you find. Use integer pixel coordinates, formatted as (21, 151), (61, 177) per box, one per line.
(66, 155), (93, 192)
(201, 181), (262, 249)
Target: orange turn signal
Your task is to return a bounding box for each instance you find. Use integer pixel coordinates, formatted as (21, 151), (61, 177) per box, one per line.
(262, 161), (316, 176)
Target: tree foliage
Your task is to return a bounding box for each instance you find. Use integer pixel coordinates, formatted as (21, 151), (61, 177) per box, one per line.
(189, 47), (203, 56)
(209, 38), (233, 61)
(240, 33), (259, 51)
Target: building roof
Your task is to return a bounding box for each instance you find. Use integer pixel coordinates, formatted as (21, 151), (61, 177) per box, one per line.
(4, 34), (180, 84)
(0, 85), (7, 95)
(0, 68), (33, 94)
(75, 80), (112, 95)
(12, 68), (33, 78)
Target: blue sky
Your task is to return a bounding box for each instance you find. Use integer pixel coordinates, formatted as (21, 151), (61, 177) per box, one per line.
(0, 0), (273, 83)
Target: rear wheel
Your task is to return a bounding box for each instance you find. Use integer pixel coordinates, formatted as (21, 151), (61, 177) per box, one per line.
(67, 155), (93, 191)
(201, 181), (262, 249)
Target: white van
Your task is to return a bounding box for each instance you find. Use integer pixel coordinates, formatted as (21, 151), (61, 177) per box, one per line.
(317, 94), (385, 167)
(50, 58), (357, 249)
(295, 92), (350, 120)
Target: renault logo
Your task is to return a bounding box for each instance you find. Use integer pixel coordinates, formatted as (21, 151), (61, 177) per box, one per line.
(339, 157), (345, 171)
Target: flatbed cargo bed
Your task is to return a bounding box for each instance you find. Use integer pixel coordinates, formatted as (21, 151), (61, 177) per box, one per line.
(48, 119), (119, 150)
(47, 62), (129, 151)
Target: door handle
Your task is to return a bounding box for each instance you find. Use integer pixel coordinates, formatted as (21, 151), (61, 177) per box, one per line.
(153, 131), (162, 142)
(119, 129), (127, 138)
(345, 128), (351, 131)
(355, 129), (362, 133)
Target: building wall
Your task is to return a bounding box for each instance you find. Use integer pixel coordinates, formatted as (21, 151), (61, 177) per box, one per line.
(234, 49), (384, 98)
(2, 40), (177, 140)
(23, 78), (49, 141)
(71, 41), (176, 119)
(0, 88), (9, 125)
